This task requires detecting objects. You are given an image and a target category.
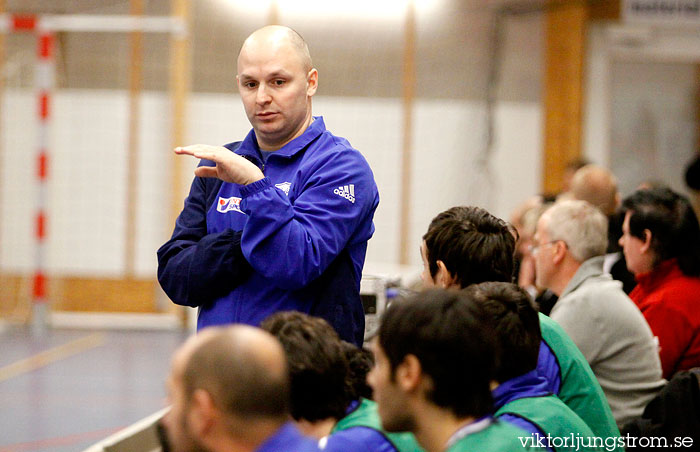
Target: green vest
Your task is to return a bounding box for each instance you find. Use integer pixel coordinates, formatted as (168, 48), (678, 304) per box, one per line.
(539, 313), (622, 451)
(332, 398), (425, 452)
(447, 420), (546, 452)
(496, 395), (604, 452)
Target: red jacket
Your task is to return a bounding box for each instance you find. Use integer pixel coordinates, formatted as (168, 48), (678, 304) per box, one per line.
(630, 259), (700, 379)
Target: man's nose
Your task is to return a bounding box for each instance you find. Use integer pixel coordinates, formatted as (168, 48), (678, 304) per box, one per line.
(256, 85), (272, 104)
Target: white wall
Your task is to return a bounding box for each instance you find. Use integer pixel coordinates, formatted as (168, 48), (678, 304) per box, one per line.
(0, 89), (542, 277)
(609, 61), (697, 197)
(585, 24), (700, 199)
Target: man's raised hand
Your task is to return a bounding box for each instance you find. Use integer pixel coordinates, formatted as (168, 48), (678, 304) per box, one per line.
(175, 144), (265, 185)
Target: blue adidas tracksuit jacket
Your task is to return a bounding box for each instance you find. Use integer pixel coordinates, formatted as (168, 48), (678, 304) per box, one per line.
(322, 400), (400, 452)
(157, 117), (379, 345)
(257, 422), (320, 452)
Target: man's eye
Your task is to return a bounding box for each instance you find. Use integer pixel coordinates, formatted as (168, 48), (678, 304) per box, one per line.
(273, 79), (285, 86)
(244, 81), (257, 88)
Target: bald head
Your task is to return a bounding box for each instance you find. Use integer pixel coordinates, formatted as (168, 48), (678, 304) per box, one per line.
(238, 25), (312, 74)
(175, 325), (290, 420)
(570, 164), (619, 216)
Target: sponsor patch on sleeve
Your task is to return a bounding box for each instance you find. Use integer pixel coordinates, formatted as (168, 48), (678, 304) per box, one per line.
(217, 196), (245, 214)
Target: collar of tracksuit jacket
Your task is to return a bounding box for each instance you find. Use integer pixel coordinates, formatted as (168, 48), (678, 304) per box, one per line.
(229, 116), (326, 169)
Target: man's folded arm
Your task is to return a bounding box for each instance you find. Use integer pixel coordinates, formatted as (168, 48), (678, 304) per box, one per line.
(157, 171), (252, 307)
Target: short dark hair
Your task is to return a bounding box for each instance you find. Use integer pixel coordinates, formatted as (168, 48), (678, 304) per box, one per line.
(343, 341), (374, 400)
(423, 206), (517, 288)
(378, 289), (496, 418)
(463, 282), (541, 383)
(261, 311), (353, 421)
(182, 328), (289, 420)
(621, 187), (700, 276)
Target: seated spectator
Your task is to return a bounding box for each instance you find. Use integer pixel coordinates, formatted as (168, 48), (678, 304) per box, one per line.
(569, 164), (635, 294)
(562, 158), (590, 194)
(569, 165), (619, 217)
(533, 200), (665, 426)
(261, 311), (424, 452)
(620, 188), (700, 379)
(368, 289), (543, 452)
(421, 206), (620, 443)
(512, 198), (558, 314)
(159, 325), (319, 452)
(466, 282), (601, 452)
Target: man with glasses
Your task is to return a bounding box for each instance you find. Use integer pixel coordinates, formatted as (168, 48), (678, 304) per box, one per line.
(533, 200), (665, 427)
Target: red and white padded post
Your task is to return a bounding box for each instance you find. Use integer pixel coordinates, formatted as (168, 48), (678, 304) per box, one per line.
(32, 21), (54, 334)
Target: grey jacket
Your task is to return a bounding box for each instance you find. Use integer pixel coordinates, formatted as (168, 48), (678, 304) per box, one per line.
(551, 255), (666, 427)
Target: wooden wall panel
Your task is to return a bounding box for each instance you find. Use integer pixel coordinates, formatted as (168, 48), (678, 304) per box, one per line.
(0, 274), (28, 321)
(169, 0), (191, 227)
(543, 0), (620, 195)
(589, 0), (621, 21)
(0, 274), (159, 317)
(543, 2), (587, 195)
(125, 0), (143, 277)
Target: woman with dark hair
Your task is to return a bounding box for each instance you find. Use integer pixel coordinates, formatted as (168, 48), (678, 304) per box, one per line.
(619, 187), (700, 379)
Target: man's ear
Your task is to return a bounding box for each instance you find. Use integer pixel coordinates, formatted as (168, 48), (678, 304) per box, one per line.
(436, 260), (457, 289)
(306, 68), (318, 96)
(189, 389), (216, 437)
(640, 229), (653, 253)
(551, 240), (568, 265)
(395, 354), (422, 393)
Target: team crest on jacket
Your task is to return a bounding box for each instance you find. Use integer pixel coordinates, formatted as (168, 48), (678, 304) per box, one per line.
(275, 182), (292, 195)
(217, 196), (244, 214)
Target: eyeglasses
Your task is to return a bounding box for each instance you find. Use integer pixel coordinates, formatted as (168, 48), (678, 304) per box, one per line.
(528, 240), (566, 256)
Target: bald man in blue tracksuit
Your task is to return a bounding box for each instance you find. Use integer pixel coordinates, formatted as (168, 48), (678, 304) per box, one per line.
(157, 26), (378, 345)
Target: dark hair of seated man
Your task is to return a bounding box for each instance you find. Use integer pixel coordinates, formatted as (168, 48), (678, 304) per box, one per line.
(463, 282), (541, 383)
(422, 206), (517, 288)
(260, 311), (370, 422)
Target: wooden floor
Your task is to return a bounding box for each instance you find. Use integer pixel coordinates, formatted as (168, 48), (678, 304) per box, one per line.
(0, 325), (189, 452)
